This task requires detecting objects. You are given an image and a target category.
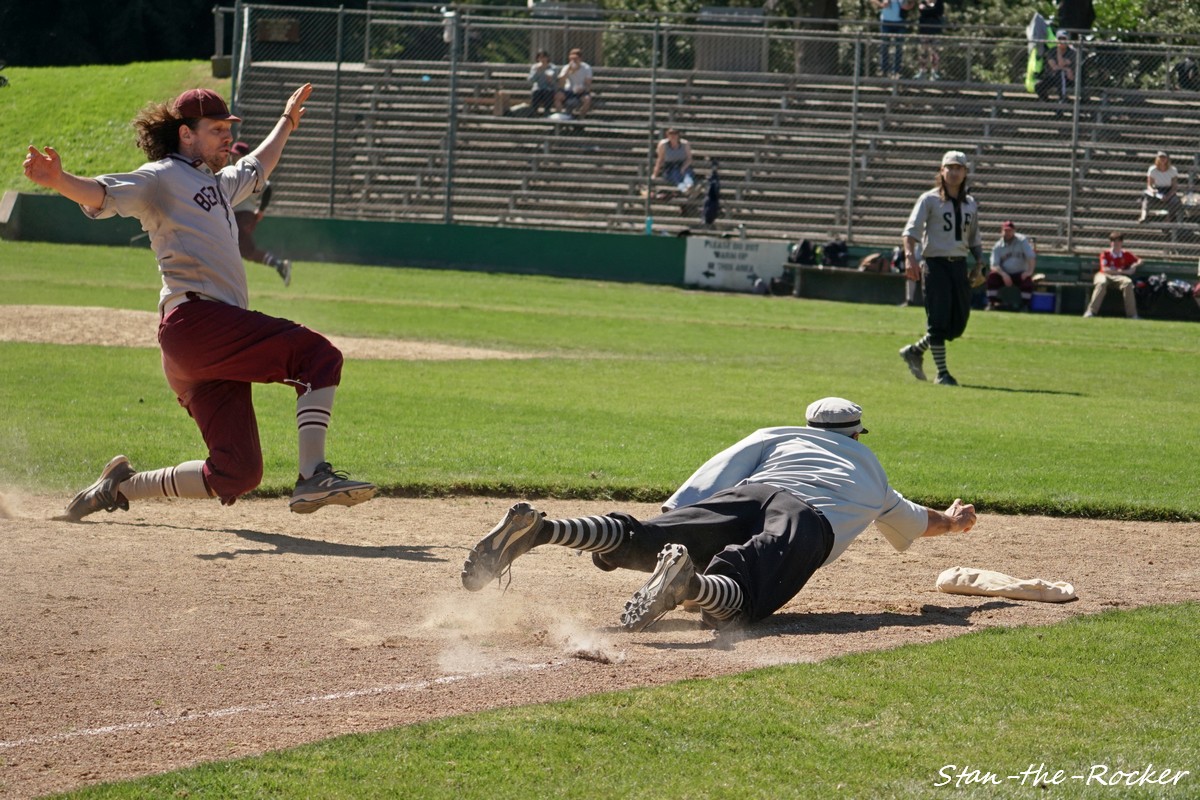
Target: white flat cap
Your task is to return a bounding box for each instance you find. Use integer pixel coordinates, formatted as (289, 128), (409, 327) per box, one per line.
(805, 397), (867, 436)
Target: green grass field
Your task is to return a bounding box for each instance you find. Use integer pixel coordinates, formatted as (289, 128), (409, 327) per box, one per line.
(4, 58), (1199, 795)
(4, 242), (1199, 799)
(4, 240), (1200, 519)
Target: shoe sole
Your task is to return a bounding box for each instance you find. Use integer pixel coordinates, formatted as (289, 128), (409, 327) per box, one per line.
(461, 502), (544, 591)
(621, 544), (692, 632)
(289, 484), (377, 514)
(899, 347), (927, 382)
(56, 455), (134, 522)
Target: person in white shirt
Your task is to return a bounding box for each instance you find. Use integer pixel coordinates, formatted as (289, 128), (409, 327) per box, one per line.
(553, 48), (593, 117)
(898, 150), (983, 387)
(1140, 151), (1182, 223)
(461, 398), (976, 632)
(986, 220), (1037, 310)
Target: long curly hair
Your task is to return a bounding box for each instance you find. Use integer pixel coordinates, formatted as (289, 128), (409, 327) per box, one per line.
(132, 100), (193, 161)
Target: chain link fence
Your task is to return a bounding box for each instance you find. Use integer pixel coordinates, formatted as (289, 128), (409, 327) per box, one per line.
(219, 2), (1200, 259)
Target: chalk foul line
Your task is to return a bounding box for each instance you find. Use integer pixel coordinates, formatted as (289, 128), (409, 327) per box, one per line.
(0, 659), (563, 750)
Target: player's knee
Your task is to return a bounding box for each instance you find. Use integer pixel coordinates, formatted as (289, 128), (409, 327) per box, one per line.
(309, 340), (343, 388)
(207, 450), (264, 498)
(223, 459), (264, 497)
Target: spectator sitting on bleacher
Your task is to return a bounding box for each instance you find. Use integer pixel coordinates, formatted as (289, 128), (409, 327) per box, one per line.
(1084, 231), (1142, 319)
(651, 128), (696, 196)
(528, 50), (558, 116)
(554, 48), (593, 118)
(1139, 151), (1182, 224)
(986, 221), (1036, 311)
(1037, 31), (1076, 103)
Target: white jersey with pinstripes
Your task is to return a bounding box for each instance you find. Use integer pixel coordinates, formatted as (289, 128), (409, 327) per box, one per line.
(81, 154), (266, 312)
(902, 188), (982, 259)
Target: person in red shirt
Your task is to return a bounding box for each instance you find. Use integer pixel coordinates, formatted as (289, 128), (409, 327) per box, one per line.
(1084, 231), (1143, 319)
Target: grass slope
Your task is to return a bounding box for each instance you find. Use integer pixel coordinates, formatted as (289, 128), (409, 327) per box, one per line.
(1, 61), (228, 193)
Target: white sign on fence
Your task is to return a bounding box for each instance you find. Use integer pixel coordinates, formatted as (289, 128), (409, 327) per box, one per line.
(684, 237), (790, 292)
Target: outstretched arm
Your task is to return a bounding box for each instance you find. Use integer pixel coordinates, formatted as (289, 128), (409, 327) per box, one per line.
(247, 83), (312, 179)
(23, 146), (106, 210)
(921, 498), (976, 538)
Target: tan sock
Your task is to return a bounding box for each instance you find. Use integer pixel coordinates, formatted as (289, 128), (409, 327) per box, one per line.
(118, 460), (212, 501)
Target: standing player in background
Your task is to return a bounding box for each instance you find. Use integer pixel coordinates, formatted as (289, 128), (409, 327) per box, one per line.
(230, 141), (291, 286)
(23, 84), (376, 520)
(898, 150), (983, 387)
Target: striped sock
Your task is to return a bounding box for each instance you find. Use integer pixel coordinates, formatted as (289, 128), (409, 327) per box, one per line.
(931, 342), (948, 376)
(694, 573), (744, 621)
(297, 386), (336, 478)
(913, 334), (931, 353)
(544, 515), (626, 555)
(118, 461), (212, 501)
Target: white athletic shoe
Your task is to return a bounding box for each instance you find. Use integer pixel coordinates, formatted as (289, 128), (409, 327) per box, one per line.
(621, 544), (696, 632)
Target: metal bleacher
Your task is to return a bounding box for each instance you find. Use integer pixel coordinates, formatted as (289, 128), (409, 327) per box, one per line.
(233, 58), (1200, 260)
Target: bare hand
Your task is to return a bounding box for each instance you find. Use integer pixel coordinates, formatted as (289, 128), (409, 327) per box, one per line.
(946, 498), (976, 533)
(1001, 273), (1013, 287)
(23, 145), (63, 188)
(283, 83), (313, 129)
(904, 254), (921, 281)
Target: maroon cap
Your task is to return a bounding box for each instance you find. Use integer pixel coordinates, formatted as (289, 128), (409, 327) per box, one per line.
(1001, 220), (1015, 230)
(231, 141), (251, 157)
(174, 88), (241, 122)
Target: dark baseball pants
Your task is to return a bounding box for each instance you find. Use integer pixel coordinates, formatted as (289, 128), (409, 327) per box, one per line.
(596, 482), (834, 625)
(924, 256), (972, 343)
(157, 297), (343, 502)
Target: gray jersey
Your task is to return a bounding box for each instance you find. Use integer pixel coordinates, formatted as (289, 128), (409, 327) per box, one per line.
(82, 154), (265, 312)
(903, 188), (982, 259)
(662, 426), (928, 567)
(990, 234), (1035, 275)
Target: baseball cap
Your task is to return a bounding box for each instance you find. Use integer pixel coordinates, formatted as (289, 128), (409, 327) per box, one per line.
(941, 150), (969, 168)
(805, 397), (868, 436)
(1001, 220), (1015, 230)
(231, 141), (251, 157)
(1156, 150), (1169, 158)
(1056, 30), (1069, 40)
(174, 88), (242, 122)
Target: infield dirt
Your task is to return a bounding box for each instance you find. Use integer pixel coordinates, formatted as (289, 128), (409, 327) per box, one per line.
(2, 305), (1198, 797)
(2, 493), (1197, 798)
